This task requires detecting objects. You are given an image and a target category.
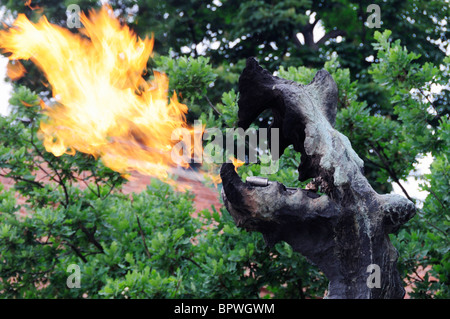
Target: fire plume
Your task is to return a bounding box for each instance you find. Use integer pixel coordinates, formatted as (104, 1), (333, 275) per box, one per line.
(230, 156), (245, 172)
(6, 60), (26, 80)
(0, 6), (200, 180)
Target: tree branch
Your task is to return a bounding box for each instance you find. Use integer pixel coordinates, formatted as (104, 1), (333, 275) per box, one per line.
(181, 256), (202, 269)
(426, 187), (446, 211)
(369, 141), (413, 202)
(0, 172), (44, 189)
(204, 94), (222, 116)
(79, 223), (104, 253)
(30, 125), (70, 207)
(136, 215), (151, 259)
(66, 242), (88, 263)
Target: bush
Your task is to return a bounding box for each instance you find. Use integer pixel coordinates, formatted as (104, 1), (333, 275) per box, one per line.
(0, 167), (327, 299)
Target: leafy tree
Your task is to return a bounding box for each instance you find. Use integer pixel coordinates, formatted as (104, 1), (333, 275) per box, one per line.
(0, 1), (448, 299)
(4, 1), (448, 96)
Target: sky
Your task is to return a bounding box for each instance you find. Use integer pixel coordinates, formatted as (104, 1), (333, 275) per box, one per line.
(0, 56), (12, 116)
(0, 7), (441, 203)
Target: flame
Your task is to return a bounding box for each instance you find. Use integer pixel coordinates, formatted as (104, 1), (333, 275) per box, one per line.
(0, 6), (200, 180)
(230, 156), (245, 172)
(24, 0), (41, 11)
(6, 60), (26, 80)
(24, 0), (43, 14)
(199, 157), (243, 187)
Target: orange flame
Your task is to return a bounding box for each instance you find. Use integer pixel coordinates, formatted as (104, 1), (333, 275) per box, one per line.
(6, 60), (26, 80)
(199, 157), (243, 187)
(0, 6), (200, 180)
(24, 0), (41, 11)
(230, 156), (245, 172)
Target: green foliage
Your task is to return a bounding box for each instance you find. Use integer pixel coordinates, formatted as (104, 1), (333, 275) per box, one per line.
(154, 53), (217, 122)
(0, 178), (327, 298)
(0, 2), (449, 299)
(200, 88), (239, 129)
(370, 30), (447, 152)
(391, 122), (449, 298)
(368, 31), (449, 298)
